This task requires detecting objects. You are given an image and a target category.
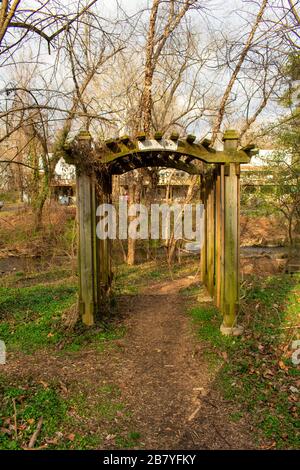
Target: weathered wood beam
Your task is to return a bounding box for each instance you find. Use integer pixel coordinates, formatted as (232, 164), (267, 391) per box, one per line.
(200, 175), (207, 285)
(108, 153), (202, 175)
(221, 130), (243, 335)
(77, 171), (97, 326)
(96, 174), (113, 300)
(215, 168), (221, 307)
(206, 177), (215, 297)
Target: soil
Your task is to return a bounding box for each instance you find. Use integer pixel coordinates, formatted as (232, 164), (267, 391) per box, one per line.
(3, 277), (254, 450)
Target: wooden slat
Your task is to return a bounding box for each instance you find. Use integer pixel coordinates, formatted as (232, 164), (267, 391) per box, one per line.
(206, 181), (215, 297)
(223, 163), (239, 327)
(96, 175), (113, 300)
(201, 192), (207, 285)
(220, 165), (225, 311)
(77, 173), (96, 326)
(215, 170), (221, 307)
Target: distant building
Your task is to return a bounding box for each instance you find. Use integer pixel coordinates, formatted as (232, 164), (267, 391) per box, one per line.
(118, 169), (200, 202)
(50, 158), (76, 204)
(241, 149), (291, 187)
(50, 150), (282, 204)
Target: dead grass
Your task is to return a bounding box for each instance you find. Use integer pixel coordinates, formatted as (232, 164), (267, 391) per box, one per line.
(0, 202), (76, 258)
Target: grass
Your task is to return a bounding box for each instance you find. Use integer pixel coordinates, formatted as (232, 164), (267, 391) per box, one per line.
(115, 431), (141, 449)
(114, 257), (199, 295)
(188, 273), (300, 449)
(0, 267), (126, 353)
(0, 379), (69, 450)
(0, 265), (133, 450)
(0, 267), (76, 288)
(0, 377), (137, 450)
(0, 284), (76, 352)
(0, 265), (137, 450)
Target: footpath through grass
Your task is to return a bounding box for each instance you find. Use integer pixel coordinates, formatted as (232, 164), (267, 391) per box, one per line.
(186, 274), (300, 449)
(1, 260), (298, 449)
(0, 258), (189, 450)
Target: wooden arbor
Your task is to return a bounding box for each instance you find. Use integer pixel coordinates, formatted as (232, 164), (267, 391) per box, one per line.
(64, 129), (255, 334)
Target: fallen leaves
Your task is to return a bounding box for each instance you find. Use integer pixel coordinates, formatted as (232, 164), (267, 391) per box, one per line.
(278, 360), (289, 372)
(222, 351), (228, 362)
(260, 441), (276, 450)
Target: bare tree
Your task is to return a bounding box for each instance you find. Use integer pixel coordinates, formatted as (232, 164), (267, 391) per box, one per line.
(0, 2), (124, 227)
(210, 0), (269, 145)
(0, 1), (98, 58)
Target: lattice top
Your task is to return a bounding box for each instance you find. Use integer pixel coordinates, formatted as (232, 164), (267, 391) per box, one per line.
(64, 130), (256, 175)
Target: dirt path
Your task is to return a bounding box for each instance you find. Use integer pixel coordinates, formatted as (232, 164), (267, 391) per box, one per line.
(109, 278), (253, 449)
(4, 277), (254, 449)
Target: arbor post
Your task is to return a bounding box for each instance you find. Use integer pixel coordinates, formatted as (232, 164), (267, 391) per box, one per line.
(215, 167), (222, 307)
(96, 173), (113, 300)
(206, 176), (215, 297)
(76, 143), (98, 326)
(221, 130), (243, 335)
(200, 175), (207, 285)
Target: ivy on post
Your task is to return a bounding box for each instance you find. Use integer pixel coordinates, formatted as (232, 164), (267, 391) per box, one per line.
(221, 129), (243, 336)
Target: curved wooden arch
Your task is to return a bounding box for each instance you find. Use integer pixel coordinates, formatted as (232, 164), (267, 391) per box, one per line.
(64, 132), (252, 173)
(65, 130), (256, 336)
(100, 135), (251, 169)
(106, 150), (203, 175)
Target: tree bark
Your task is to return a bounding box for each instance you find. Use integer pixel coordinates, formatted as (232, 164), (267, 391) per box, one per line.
(211, 0), (268, 145)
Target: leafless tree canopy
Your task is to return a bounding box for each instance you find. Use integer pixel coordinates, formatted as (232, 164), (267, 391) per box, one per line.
(0, 0), (299, 221)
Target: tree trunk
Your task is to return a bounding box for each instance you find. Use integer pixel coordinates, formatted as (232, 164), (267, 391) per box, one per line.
(211, 0), (268, 145)
(34, 171), (49, 230)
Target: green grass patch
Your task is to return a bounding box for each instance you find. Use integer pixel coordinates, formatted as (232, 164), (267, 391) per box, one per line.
(0, 379), (68, 450)
(0, 267), (75, 289)
(188, 274), (300, 449)
(0, 377), (133, 450)
(0, 274), (125, 354)
(0, 284), (76, 352)
(62, 324), (126, 352)
(115, 431), (141, 449)
(114, 258), (199, 296)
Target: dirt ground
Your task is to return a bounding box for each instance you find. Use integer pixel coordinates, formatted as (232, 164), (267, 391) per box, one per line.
(3, 277), (254, 450)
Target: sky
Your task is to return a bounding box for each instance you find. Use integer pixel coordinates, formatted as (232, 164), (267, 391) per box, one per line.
(0, 0), (293, 140)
